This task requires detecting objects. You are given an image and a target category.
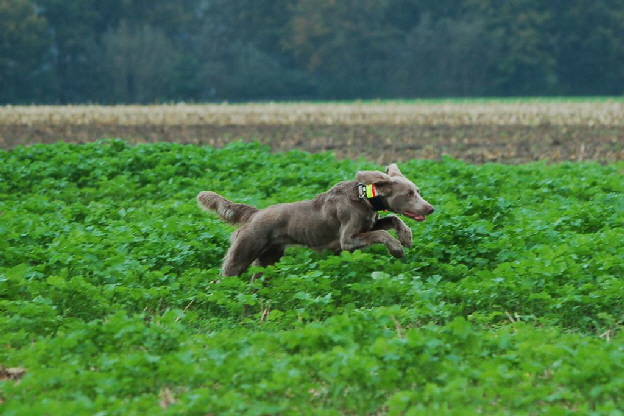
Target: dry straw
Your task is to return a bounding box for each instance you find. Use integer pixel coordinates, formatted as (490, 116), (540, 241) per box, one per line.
(1, 101), (623, 126)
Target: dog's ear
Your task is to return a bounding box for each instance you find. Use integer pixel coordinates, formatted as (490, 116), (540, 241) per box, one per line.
(355, 170), (391, 186)
(386, 163), (404, 177)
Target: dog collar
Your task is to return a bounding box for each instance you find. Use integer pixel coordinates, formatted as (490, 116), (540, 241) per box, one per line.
(357, 183), (389, 212)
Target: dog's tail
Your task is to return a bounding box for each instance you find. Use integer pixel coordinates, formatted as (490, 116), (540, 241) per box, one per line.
(197, 191), (259, 226)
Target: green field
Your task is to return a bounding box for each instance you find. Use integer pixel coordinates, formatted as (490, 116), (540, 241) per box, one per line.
(1, 140), (624, 415)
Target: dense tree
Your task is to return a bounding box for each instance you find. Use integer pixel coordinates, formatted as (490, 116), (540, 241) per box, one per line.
(548, 0), (624, 95)
(467, 0), (558, 95)
(0, 0), (49, 103)
(392, 15), (503, 97)
(1, 0), (622, 103)
(284, 0), (401, 97)
(37, 0), (103, 102)
(187, 0), (314, 100)
(101, 21), (180, 103)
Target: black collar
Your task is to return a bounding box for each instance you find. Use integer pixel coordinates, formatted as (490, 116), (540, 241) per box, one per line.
(357, 183), (389, 212)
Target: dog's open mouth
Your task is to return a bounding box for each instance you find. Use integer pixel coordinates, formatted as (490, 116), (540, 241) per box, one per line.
(404, 211), (426, 221)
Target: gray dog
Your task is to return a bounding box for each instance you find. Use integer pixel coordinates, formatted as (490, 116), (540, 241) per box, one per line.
(198, 163), (434, 276)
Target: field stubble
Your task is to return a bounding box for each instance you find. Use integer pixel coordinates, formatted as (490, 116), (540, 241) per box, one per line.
(1, 101), (623, 163)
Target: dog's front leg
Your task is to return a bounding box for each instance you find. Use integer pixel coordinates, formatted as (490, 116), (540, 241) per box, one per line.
(371, 216), (413, 248)
(339, 224), (404, 258)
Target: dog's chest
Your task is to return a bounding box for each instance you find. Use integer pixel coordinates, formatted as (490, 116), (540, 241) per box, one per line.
(362, 212), (379, 232)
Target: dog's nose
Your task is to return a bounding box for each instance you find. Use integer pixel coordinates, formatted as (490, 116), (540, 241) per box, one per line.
(427, 205), (435, 214)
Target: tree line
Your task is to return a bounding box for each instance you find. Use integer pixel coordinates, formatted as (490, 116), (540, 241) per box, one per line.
(1, 0), (623, 104)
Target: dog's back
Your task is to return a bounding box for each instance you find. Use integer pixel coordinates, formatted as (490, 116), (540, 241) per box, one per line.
(243, 181), (363, 247)
(197, 182), (363, 276)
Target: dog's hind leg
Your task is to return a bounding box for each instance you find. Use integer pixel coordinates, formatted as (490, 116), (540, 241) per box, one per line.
(221, 229), (269, 277)
(257, 245), (285, 268)
(251, 245), (285, 282)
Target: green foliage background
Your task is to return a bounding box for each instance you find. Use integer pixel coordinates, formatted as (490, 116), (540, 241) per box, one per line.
(1, 140), (624, 414)
(1, 0), (623, 103)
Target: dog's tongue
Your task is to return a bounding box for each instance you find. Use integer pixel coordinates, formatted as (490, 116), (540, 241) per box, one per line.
(405, 211), (426, 221)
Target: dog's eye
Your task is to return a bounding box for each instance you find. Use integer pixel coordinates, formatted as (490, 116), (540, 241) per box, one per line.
(407, 190), (415, 197)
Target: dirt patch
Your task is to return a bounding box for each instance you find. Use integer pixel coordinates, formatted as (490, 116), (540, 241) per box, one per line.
(0, 366), (26, 381)
(2, 122), (622, 164)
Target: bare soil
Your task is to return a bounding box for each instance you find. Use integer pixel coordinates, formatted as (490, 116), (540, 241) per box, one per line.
(2, 122), (622, 164)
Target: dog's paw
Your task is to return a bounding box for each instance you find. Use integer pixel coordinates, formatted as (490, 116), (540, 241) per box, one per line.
(387, 240), (405, 258)
(397, 226), (413, 248)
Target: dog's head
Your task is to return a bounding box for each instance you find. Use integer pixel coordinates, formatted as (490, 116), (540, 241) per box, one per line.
(356, 163), (434, 221)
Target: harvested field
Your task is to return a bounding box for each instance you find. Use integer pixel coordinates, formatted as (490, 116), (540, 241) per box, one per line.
(1, 100), (623, 163)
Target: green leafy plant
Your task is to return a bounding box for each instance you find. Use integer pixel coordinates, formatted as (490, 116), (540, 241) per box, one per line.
(1, 140), (623, 415)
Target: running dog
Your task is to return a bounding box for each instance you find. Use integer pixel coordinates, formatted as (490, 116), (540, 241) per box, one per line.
(197, 164), (434, 276)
